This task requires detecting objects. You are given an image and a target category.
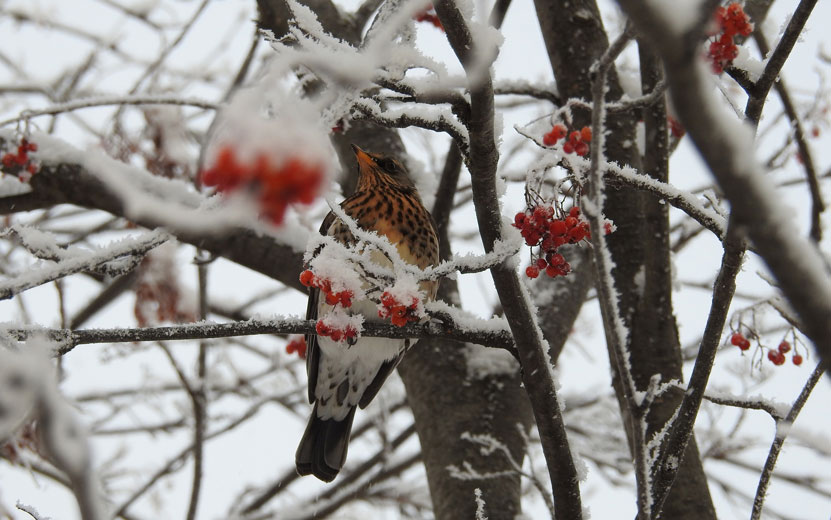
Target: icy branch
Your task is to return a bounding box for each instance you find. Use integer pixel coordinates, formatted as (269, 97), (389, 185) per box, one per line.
(0, 94), (218, 128)
(4, 315), (515, 356)
(0, 230), (169, 300)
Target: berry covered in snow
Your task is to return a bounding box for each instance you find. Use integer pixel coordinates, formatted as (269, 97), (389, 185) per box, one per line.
(299, 269), (354, 308)
(378, 290), (422, 327)
(315, 317), (360, 344)
(200, 146), (324, 225)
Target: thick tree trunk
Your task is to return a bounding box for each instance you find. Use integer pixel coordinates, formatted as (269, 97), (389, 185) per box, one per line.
(533, 1), (716, 517)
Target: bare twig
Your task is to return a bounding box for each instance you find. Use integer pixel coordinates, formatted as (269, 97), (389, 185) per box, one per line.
(750, 362), (826, 519)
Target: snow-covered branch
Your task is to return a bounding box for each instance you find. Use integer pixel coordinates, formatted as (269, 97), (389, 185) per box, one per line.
(0, 95), (218, 128)
(4, 314), (515, 355)
(0, 229), (169, 301)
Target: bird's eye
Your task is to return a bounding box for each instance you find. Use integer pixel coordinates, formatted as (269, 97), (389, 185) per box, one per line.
(376, 157), (398, 173)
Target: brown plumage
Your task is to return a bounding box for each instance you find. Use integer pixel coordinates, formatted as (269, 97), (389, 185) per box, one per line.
(295, 144), (439, 482)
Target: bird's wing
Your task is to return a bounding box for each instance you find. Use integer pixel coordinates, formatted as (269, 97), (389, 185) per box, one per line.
(305, 211), (338, 404)
(358, 341), (409, 409)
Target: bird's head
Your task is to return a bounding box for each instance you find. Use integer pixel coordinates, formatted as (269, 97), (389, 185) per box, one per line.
(351, 144), (416, 191)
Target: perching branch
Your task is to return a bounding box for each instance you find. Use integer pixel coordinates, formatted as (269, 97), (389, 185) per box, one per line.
(434, 1), (583, 518)
(5, 315), (516, 355)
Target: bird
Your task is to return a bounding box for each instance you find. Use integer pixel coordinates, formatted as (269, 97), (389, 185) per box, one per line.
(295, 144), (440, 482)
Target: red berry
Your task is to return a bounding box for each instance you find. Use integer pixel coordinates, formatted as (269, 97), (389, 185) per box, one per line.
(580, 126), (592, 142)
(574, 142), (589, 156)
(514, 212), (527, 228)
(549, 220), (568, 235)
(778, 341), (791, 354)
(536, 258), (548, 269)
(730, 332), (745, 346)
(568, 226), (587, 242)
(568, 131), (581, 143)
(767, 350), (785, 365)
(562, 141), (575, 154)
(543, 131), (558, 146)
(551, 124), (567, 140)
(299, 270), (315, 286)
(792, 354), (803, 366)
(564, 216), (578, 229)
(568, 207), (580, 218)
(526, 265), (540, 278)
(548, 253), (565, 266)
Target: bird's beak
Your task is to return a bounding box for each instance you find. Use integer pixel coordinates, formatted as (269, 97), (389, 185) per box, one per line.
(351, 144), (373, 169)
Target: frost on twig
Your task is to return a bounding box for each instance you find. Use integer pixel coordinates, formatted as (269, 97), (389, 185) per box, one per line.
(0, 344), (103, 520)
(473, 488), (488, 520)
(0, 228), (169, 301)
(448, 429), (556, 519)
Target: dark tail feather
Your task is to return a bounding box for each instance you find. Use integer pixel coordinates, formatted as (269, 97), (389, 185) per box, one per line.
(296, 405), (356, 482)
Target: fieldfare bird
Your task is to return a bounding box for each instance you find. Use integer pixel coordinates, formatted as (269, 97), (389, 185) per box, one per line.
(295, 144), (440, 482)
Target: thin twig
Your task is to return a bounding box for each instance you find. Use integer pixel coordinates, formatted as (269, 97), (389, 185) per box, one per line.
(750, 362), (826, 519)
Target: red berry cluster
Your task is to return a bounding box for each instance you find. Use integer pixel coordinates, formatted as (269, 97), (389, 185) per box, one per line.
(542, 124), (591, 156)
(731, 332), (804, 366)
(514, 206), (592, 279)
(414, 5), (443, 30)
(200, 146), (324, 225)
(708, 3), (753, 74)
(1, 138), (39, 178)
(315, 319), (359, 343)
(285, 336), (307, 359)
(767, 340), (802, 366)
(299, 269), (354, 307)
(730, 332), (751, 351)
(378, 290), (420, 327)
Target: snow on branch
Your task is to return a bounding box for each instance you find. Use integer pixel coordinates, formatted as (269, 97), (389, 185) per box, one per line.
(0, 229), (169, 301)
(0, 345), (104, 520)
(1, 129), (310, 251)
(604, 163), (727, 239)
(449, 428), (555, 519)
(351, 98), (470, 157)
(4, 315), (515, 356)
(0, 94), (218, 129)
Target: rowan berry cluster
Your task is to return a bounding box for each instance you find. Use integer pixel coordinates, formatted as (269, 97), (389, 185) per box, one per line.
(708, 3), (753, 74)
(315, 319), (359, 343)
(514, 205), (592, 279)
(1, 138), (39, 178)
(542, 124), (592, 156)
(378, 290), (421, 327)
(414, 5), (443, 30)
(299, 269), (354, 307)
(200, 146), (324, 225)
(730, 332), (803, 366)
(768, 340), (803, 366)
(285, 336), (307, 359)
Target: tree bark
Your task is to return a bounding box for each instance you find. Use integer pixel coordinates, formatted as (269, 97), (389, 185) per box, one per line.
(534, 1), (716, 516)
